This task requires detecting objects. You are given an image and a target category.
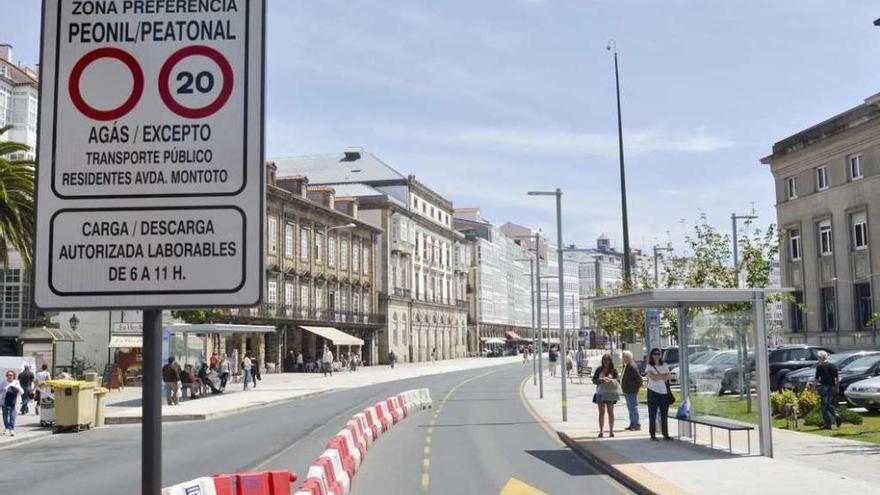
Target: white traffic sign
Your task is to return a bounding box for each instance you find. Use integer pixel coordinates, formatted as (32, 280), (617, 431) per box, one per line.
(35, 0), (264, 309)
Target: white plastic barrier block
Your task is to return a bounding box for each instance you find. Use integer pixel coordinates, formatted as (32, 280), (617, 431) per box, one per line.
(321, 449), (351, 495)
(338, 429), (362, 468)
(376, 401), (394, 426)
(347, 419), (369, 452)
(365, 406), (384, 435)
(353, 413), (374, 444)
(162, 477), (218, 495)
(305, 467), (332, 495)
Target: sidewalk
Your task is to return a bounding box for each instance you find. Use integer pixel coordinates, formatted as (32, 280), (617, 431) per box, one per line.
(0, 355), (520, 449)
(523, 356), (880, 495)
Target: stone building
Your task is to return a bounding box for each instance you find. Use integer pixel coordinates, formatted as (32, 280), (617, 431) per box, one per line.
(0, 43), (38, 160)
(274, 149), (468, 363)
(761, 92), (880, 348)
(217, 163), (383, 366)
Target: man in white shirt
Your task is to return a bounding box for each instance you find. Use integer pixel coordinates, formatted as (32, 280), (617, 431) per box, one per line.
(34, 364), (51, 415)
(322, 347), (334, 377)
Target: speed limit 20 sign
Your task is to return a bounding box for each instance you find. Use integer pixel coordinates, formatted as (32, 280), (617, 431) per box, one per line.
(34, 0), (264, 309)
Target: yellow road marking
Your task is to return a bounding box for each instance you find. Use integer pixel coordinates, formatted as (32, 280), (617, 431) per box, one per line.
(499, 478), (548, 495)
(421, 473), (430, 491)
(423, 458), (430, 469)
(424, 445), (430, 455)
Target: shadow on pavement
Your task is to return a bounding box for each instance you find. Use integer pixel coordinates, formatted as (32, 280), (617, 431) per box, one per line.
(524, 449), (597, 476)
(574, 436), (733, 464)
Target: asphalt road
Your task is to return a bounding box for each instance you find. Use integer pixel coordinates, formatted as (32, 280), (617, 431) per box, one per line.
(0, 363), (630, 495)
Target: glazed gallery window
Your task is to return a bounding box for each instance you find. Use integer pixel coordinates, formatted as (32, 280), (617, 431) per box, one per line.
(818, 220), (833, 256)
(315, 232), (324, 263)
(268, 216), (278, 254)
(267, 281), (277, 307)
(352, 241), (360, 273)
(300, 284), (309, 317)
(852, 212), (868, 250)
(284, 282), (294, 315)
(328, 237), (336, 267)
(341, 239), (349, 270)
(284, 223), (294, 258)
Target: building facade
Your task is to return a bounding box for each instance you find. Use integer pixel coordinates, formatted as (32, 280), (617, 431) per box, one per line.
(454, 208), (531, 353)
(761, 93), (880, 348)
(274, 149), (468, 363)
(0, 44), (38, 160)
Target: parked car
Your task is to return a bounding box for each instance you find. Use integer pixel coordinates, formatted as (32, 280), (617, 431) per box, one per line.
(767, 345), (834, 391)
(782, 351), (880, 392)
(844, 375), (880, 412)
(669, 350), (722, 386)
(838, 355), (880, 399)
(661, 345), (715, 369)
(691, 351), (752, 395)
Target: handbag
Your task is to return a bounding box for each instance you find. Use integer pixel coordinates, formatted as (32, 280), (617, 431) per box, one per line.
(666, 380), (676, 405)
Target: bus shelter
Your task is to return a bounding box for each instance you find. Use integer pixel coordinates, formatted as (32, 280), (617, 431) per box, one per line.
(591, 288), (791, 457)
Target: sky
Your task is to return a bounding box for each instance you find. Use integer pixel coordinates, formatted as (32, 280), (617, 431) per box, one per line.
(4, 0), (880, 254)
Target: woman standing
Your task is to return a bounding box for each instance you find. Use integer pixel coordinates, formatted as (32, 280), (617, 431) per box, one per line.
(645, 347), (673, 441)
(218, 354), (230, 391)
(548, 346), (558, 377)
(592, 354), (621, 438)
(1, 370), (24, 436)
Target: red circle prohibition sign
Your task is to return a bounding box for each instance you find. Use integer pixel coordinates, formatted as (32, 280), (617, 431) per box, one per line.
(69, 47), (144, 121)
(159, 45), (234, 119)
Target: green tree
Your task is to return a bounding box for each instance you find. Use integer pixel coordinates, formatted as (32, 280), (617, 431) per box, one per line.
(0, 125), (35, 268)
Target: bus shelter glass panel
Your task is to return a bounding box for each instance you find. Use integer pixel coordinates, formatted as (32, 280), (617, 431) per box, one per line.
(683, 308), (758, 426)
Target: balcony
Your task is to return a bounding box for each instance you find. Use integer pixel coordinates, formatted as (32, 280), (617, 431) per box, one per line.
(392, 287), (412, 299)
(218, 304), (385, 326)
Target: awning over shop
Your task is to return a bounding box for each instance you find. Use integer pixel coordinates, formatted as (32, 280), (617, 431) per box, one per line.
(480, 337), (506, 345)
(300, 326), (364, 346)
(505, 331), (524, 340)
(108, 335), (143, 348)
(17, 326), (83, 343)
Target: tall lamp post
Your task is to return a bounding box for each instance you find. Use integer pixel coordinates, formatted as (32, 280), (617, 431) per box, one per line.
(607, 40), (632, 287)
(731, 213), (758, 288)
(513, 233), (544, 398)
(528, 189), (568, 421)
(69, 313), (80, 372)
(731, 212), (757, 406)
(517, 258), (537, 386)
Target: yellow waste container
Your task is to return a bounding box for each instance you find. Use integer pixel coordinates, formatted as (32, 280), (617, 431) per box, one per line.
(43, 380), (96, 432)
(93, 387), (108, 427)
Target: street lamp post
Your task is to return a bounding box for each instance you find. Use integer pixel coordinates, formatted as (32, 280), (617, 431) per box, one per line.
(731, 212), (757, 405)
(607, 40), (632, 288)
(528, 189), (568, 421)
(513, 233), (544, 398)
(731, 213), (758, 288)
(517, 258), (537, 385)
(653, 244), (673, 287)
(69, 313), (80, 372)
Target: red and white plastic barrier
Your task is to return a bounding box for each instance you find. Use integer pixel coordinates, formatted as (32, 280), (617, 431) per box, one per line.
(162, 470), (297, 495)
(296, 388), (431, 494)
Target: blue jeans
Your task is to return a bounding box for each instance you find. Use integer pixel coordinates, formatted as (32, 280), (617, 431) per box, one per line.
(819, 385), (840, 428)
(243, 369), (252, 390)
(20, 386), (32, 414)
(647, 389), (669, 438)
(624, 393), (640, 428)
(2, 404), (16, 431)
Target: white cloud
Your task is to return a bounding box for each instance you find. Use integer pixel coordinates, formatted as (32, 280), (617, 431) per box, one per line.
(375, 124), (735, 159)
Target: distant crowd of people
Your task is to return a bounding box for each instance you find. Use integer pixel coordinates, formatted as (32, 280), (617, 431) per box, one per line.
(283, 347), (363, 376)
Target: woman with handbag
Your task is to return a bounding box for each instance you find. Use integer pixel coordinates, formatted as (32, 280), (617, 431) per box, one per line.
(645, 347), (673, 441)
(592, 354), (621, 438)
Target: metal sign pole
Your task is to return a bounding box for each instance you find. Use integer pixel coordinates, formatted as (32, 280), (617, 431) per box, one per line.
(142, 309), (163, 495)
(534, 233), (543, 399)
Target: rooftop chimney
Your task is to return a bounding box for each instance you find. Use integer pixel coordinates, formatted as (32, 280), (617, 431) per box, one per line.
(342, 147), (362, 161)
(334, 197), (359, 218)
(265, 161), (277, 186)
(0, 44), (12, 62)
(276, 175), (308, 196)
(307, 186), (336, 209)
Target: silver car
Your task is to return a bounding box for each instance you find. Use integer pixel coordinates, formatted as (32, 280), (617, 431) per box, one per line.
(844, 375), (880, 412)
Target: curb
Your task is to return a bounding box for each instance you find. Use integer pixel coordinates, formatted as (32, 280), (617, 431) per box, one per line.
(559, 431), (691, 495)
(104, 389), (335, 425)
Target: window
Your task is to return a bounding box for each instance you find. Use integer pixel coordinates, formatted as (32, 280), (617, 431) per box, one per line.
(818, 220), (833, 256)
(315, 286), (323, 311)
(352, 241), (360, 273)
(789, 348), (811, 361)
(300, 227), (310, 261)
(820, 287), (836, 332)
(268, 216), (278, 254)
(785, 177), (797, 199)
(816, 166), (828, 191)
(300, 284), (309, 317)
(267, 281), (277, 308)
(789, 229), (802, 261)
(328, 237), (336, 267)
(855, 283), (873, 330)
(284, 223), (294, 258)
(315, 231), (324, 263)
(849, 154), (863, 180)
(341, 239), (349, 270)
(284, 282), (294, 315)
(852, 212), (868, 250)
(790, 291), (805, 332)
(363, 246), (370, 275)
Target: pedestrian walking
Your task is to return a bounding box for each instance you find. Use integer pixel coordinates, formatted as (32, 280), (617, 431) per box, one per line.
(209, 352), (219, 370)
(250, 355), (260, 388)
(296, 352), (304, 372)
(58, 367), (71, 380)
(161, 357), (181, 405)
(389, 351), (396, 369)
(576, 346), (587, 372)
(1, 371), (24, 436)
(645, 347), (672, 441)
(322, 346), (334, 377)
(522, 346), (529, 364)
(593, 354), (620, 438)
(548, 347), (558, 377)
(814, 350), (842, 429)
(242, 354), (253, 390)
(34, 364), (51, 415)
(621, 350), (642, 431)
(218, 353), (230, 390)
(17, 365), (35, 415)
(431, 348), (437, 363)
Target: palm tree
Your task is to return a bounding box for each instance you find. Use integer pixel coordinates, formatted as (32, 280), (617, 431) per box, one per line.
(0, 124), (35, 269)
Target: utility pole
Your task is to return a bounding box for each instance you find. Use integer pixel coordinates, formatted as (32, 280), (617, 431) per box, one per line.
(608, 40), (632, 287)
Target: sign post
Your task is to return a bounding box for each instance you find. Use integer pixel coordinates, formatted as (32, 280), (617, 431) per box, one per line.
(36, 2), (265, 493)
